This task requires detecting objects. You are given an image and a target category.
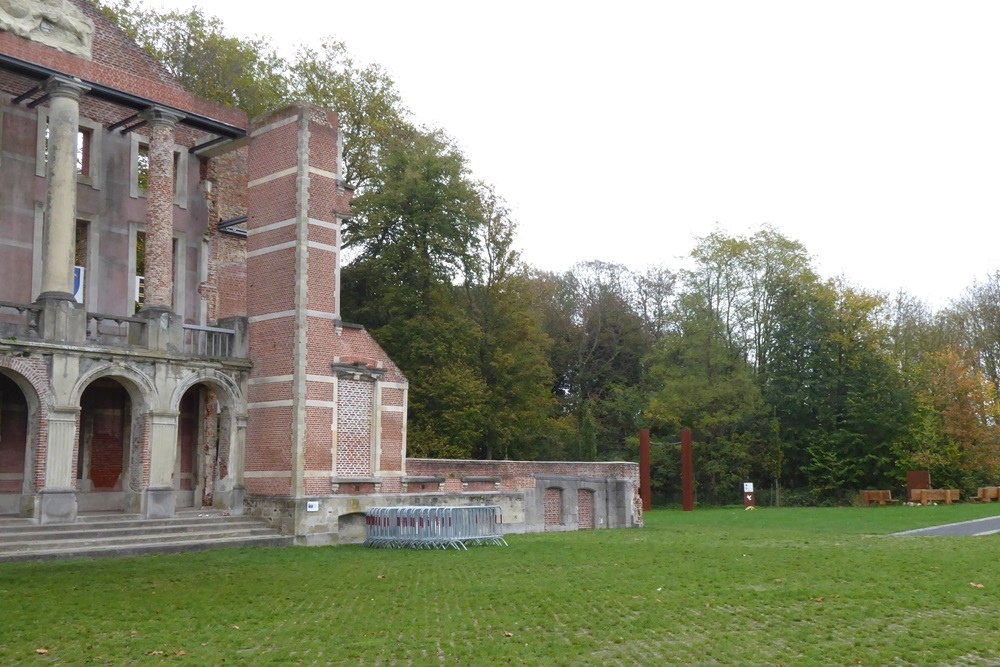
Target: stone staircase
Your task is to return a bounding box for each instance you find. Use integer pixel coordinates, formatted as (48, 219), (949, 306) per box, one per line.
(0, 510), (293, 563)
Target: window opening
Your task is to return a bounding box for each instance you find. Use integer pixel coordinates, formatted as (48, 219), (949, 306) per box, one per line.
(134, 231), (146, 311)
(136, 142), (150, 191)
(74, 220), (88, 304)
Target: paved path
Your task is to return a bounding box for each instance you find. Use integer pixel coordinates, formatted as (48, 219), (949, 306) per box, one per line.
(893, 515), (1000, 537)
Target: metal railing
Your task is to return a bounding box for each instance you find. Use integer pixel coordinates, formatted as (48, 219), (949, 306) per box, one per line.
(364, 506), (507, 550)
(183, 324), (235, 358)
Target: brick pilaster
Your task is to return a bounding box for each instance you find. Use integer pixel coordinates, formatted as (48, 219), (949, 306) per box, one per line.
(141, 107), (184, 310)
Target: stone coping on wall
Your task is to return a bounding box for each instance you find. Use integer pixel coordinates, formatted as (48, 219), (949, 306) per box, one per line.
(533, 473), (632, 484)
(331, 477), (381, 485)
(407, 458), (638, 469)
(406, 459), (639, 481)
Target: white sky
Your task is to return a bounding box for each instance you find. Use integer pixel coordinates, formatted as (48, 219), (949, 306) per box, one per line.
(156, 0), (1000, 309)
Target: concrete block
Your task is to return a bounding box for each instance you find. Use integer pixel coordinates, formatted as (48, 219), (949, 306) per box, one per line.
(39, 490), (77, 524)
(143, 487), (176, 519)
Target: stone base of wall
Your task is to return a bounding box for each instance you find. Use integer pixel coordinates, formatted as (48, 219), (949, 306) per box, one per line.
(245, 492), (527, 546)
(245, 471), (641, 546)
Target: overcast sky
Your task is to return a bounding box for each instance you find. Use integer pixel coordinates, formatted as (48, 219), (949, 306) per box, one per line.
(155, 0), (1000, 309)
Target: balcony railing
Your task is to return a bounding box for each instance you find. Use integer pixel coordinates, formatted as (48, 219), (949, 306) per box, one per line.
(0, 299), (244, 362)
(0, 301), (41, 339)
(183, 324), (235, 358)
(86, 312), (146, 346)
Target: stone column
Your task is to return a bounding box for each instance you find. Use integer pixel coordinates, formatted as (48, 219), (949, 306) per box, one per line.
(38, 76), (90, 301)
(140, 107), (184, 312)
(144, 410), (178, 519)
(39, 407), (80, 524)
(222, 414), (247, 513)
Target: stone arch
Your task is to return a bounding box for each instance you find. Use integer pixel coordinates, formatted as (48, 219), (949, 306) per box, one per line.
(0, 359), (46, 506)
(67, 362), (157, 414)
(338, 511), (367, 544)
(170, 369), (246, 509)
(168, 368), (244, 415)
(71, 363), (156, 511)
(0, 357), (49, 408)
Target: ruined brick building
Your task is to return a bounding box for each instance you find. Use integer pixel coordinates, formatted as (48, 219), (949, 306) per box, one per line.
(0, 0), (640, 543)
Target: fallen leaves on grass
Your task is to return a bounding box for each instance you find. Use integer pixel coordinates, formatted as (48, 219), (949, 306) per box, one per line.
(503, 631), (513, 637)
(970, 582), (985, 589)
(35, 648), (48, 655)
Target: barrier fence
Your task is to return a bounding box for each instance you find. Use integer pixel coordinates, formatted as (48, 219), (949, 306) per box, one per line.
(364, 505), (507, 550)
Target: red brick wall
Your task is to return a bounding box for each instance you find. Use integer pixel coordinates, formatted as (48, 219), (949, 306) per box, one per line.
(336, 378), (372, 476)
(82, 380), (128, 490)
(544, 487), (562, 526)
(245, 103), (413, 497)
(406, 459), (641, 492)
(203, 149), (248, 322)
(243, 108), (296, 495)
(0, 358), (48, 492)
(578, 489), (594, 530)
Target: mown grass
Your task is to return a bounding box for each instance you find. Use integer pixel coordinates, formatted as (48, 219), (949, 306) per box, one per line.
(3, 505), (1000, 666)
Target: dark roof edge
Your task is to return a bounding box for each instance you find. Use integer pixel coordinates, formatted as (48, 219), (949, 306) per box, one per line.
(0, 52), (246, 139)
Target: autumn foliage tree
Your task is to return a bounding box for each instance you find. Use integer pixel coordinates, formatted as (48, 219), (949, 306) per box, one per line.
(97, 1), (1000, 499)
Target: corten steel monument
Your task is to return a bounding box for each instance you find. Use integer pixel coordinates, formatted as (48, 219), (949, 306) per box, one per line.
(0, 0), (641, 543)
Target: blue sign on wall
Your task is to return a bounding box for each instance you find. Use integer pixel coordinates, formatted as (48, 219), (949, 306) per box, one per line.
(73, 266), (85, 303)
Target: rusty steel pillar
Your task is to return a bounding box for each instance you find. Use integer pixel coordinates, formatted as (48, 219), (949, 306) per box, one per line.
(681, 428), (694, 512)
(639, 429), (651, 512)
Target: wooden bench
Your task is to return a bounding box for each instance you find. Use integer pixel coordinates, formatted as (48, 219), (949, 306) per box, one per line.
(910, 488), (960, 505)
(860, 490), (896, 506)
(972, 486), (1000, 502)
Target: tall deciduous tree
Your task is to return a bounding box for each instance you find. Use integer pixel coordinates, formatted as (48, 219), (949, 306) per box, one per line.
(540, 261), (653, 457)
(97, 1), (289, 118)
(290, 39), (411, 193)
(946, 273), (1000, 395)
(461, 186), (558, 461)
(685, 225), (813, 373)
(645, 288), (770, 503)
(896, 347), (1000, 490)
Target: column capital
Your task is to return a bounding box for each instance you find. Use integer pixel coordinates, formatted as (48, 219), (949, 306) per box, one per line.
(150, 410), (180, 424)
(48, 406), (82, 421)
(141, 106), (186, 129)
(44, 75), (91, 101)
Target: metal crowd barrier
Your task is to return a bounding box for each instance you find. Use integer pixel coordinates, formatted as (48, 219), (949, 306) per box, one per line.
(364, 505), (507, 549)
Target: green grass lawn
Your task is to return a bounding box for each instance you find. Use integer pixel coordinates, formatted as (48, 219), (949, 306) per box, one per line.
(3, 505), (1000, 666)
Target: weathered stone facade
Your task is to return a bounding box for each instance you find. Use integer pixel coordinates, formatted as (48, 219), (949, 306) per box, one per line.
(0, 0), (640, 542)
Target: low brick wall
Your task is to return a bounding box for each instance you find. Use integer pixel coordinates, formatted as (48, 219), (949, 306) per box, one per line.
(406, 458), (640, 492)
(245, 459), (643, 545)
(406, 458), (643, 532)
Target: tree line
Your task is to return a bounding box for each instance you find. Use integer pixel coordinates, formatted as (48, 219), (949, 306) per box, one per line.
(99, 2), (1000, 504)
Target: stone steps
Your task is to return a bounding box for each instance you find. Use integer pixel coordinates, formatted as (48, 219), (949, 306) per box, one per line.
(0, 511), (293, 563)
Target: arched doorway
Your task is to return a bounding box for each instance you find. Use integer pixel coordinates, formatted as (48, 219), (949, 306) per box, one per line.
(176, 383), (232, 509)
(77, 378), (134, 512)
(0, 372), (30, 515)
